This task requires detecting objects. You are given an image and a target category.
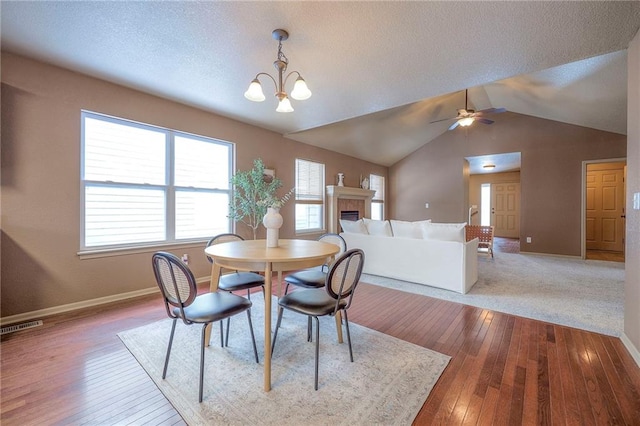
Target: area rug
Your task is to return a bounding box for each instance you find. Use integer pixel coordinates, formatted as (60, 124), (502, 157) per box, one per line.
(118, 296), (450, 425)
(362, 252), (624, 336)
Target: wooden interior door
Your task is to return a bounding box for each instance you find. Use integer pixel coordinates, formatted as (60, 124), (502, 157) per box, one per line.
(586, 163), (625, 252)
(491, 182), (520, 238)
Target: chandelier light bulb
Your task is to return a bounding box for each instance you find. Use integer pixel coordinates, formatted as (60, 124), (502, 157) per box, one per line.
(276, 96), (294, 113)
(290, 76), (312, 100)
(244, 79), (266, 102)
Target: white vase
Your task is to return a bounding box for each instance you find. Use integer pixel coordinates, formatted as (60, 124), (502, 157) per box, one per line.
(263, 207), (283, 248)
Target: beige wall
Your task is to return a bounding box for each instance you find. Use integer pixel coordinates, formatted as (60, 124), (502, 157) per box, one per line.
(468, 171), (521, 226)
(0, 53), (386, 318)
(625, 29), (640, 358)
(389, 112), (626, 256)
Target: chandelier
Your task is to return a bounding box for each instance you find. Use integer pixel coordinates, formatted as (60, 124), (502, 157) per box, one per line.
(244, 29), (312, 113)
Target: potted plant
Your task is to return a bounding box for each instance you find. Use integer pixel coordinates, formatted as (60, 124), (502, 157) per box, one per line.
(228, 158), (289, 240)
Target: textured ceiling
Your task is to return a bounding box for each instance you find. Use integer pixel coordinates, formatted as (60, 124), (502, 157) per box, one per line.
(2, 1), (639, 167)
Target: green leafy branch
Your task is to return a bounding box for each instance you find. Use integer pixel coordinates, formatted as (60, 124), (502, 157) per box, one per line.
(228, 158), (283, 239)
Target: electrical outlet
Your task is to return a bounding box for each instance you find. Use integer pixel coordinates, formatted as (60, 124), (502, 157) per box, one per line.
(526, 237), (532, 243)
(425, 203), (429, 209)
(181, 254), (189, 264)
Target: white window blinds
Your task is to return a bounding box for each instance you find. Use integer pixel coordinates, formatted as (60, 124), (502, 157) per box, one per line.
(81, 111), (232, 250)
(295, 159), (325, 232)
(295, 159), (324, 201)
(370, 174), (385, 220)
(370, 174), (385, 201)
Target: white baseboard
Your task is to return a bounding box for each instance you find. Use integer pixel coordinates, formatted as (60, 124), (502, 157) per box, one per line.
(621, 333), (640, 368)
(0, 276), (210, 326)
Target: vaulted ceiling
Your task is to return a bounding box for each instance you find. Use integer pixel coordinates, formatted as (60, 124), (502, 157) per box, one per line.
(2, 1), (638, 167)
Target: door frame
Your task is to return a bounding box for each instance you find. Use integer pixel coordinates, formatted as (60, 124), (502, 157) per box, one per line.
(581, 157), (627, 259)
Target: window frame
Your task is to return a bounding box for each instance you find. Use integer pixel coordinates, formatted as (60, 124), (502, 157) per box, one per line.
(79, 110), (233, 255)
(294, 158), (326, 234)
(370, 174), (385, 220)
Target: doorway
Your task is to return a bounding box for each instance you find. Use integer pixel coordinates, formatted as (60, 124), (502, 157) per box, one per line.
(582, 159), (626, 262)
(491, 182), (521, 238)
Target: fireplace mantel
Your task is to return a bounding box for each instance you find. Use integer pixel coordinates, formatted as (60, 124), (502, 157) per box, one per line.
(326, 185), (375, 233)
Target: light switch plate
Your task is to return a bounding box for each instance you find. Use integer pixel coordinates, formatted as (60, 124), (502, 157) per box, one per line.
(634, 192), (640, 210)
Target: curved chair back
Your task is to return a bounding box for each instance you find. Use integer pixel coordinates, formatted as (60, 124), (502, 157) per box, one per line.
(318, 233), (347, 271)
(152, 251), (197, 324)
(318, 233), (347, 255)
(205, 233), (245, 264)
(325, 248), (365, 312)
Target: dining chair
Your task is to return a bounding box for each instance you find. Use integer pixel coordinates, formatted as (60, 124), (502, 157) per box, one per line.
(282, 233), (346, 342)
(465, 225), (495, 258)
(152, 251), (258, 402)
(206, 233), (265, 348)
(283, 233), (347, 295)
(271, 248), (365, 390)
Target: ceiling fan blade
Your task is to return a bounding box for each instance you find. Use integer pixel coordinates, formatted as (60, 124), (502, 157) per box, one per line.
(430, 116), (458, 124)
(448, 120), (461, 131)
(477, 107), (506, 114)
(476, 118), (494, 125)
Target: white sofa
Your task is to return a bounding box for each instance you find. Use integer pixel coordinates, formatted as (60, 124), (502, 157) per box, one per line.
(339, 218), (479, 294)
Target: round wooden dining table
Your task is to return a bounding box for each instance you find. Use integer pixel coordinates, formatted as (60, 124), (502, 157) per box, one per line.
(204, 239), (340, 391)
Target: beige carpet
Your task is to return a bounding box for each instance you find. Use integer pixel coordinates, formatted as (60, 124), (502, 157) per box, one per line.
(363, 252), (624, 336)
(118, 296), (450, 425)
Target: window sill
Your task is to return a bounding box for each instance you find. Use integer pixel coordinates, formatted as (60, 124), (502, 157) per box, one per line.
(78, 240), (208, 260)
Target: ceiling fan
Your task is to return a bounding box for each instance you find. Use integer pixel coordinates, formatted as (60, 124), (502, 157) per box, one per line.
(431, 89), (506, 130)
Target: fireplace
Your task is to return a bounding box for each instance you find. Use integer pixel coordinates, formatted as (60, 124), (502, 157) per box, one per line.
(340, 210), (359, 221)
(326, 185), (375, 233)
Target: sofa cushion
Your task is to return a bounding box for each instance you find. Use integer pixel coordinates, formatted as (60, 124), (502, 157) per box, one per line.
(340, 218), (369, 234)
(390, 219), (431, 239)
(363, 218), (393, 237)
(421, 222), (466, 242)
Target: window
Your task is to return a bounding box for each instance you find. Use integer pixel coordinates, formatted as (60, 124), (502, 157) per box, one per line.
(81, 111), (232, 250)
(370, 174), (385, 220)
(481, 183), (491, 226)
(295, 159), (325, 233)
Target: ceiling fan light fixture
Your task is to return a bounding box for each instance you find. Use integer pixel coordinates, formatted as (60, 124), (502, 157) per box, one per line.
(459, 117), (475, 127)
(245, 29), (311, 112)
(244, 78), (266, 102)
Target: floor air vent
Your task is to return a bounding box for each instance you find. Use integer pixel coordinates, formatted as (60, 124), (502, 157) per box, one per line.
(1, 320), (43, 335)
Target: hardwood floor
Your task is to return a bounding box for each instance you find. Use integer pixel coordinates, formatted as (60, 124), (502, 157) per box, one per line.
(2, 282), (639, 425)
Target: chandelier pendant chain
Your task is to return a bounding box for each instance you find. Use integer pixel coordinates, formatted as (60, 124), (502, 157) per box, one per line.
(277, 39), (289, 69)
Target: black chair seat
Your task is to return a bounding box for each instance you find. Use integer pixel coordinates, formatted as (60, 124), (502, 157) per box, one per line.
(218, 272), (265, 292)
(283, 233), (346, 296)
(284, 269), (326, 288)
(278, 288), (348, 317)
(173, 292), (252, 323)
